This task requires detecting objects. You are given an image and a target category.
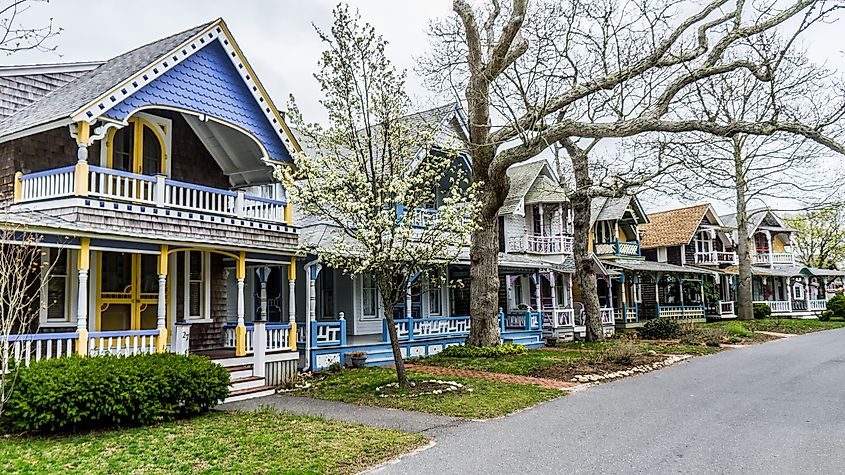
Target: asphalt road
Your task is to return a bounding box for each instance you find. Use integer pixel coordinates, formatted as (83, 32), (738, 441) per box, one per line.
(375, 329), (845, 475)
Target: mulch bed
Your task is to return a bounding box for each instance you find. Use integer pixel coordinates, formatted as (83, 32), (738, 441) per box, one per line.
(530, 354), (668, 381)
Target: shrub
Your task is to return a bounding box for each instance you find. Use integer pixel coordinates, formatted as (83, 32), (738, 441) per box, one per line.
(639, 318), (681, 340)
(753, 303), (772, 320)
(819, 310), (833, 321)
(826, 295), (845, 319)
(1, 353), (230, 434)
(724, 323), (753, 338)
(438, 344), (527, 358)
(705, 339), (722, 347)
(603, 340), (641, 366)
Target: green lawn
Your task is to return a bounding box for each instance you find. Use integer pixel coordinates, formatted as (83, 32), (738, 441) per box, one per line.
(298, 367), (561, 419)
(557, 340), (720, 356)
(0, 411), (426, 475)
(421, 348), (583, 375)
(704, 318), (845, 335)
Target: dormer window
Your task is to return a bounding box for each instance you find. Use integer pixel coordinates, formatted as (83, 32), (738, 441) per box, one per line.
(106, 114), (170, 175)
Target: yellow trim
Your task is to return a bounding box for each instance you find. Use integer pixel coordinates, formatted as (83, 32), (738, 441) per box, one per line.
(236, 251), (246, 280)
(74, 160), (89, 197)
(13, 171), (22, 203)
(78, 238), (90, 271)
(235, 325), (247, 356)
(288, 322), (297, 352)
(76, 328), (88, 356)
(165, 246), (240, 261)
(95, 252), (166, 332)
(106, 117), (167, 174)
(156, 328), (168, 353)
(284, 202), (293, 226)
(76, 121), (90, 145)
(288, 257), (297, 281)
(158, 245), (169, 276)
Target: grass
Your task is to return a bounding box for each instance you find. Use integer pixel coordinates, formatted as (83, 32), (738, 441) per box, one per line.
(705, 318), (845, 335)
(421, 348), (582, 375)
(0, 410), (426, 475)
(298, 367), (561, 419)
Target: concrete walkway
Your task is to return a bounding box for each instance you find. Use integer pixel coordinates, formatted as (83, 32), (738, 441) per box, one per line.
(219, 394), (464, 435)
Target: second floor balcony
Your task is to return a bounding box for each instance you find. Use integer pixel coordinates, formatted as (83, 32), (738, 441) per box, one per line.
(752, 250), (794, 266)
(13, 164), (292, 227)
(694, 251), (737, 265)
(594, 240), (640, 257)
(508, 232), (574, 255)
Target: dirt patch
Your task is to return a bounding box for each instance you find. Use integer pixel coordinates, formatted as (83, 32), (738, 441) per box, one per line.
(530, 354), (667, 381)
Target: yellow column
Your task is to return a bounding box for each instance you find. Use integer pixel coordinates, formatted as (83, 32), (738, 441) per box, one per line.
(156, 245), (169, 353)
(13, 171), (22, 203)
(283, 177), (294, 226)
(76, 238), (91, 356)
(75, 121), (90, 197)
(288, 257), (297, 351)
(235, 251), (247, 356)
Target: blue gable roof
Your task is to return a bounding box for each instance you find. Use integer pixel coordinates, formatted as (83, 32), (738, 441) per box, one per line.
(107, 39), (291, 163)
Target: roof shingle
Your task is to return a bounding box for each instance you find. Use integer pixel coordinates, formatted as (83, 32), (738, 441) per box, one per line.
(639, 203), (711, 249)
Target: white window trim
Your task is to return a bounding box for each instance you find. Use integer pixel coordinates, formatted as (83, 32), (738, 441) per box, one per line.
(183, 251), (212, 322)
(359, 273), (380, 320)
(657, 247), (668, 263)
(39, 248), (76, 327)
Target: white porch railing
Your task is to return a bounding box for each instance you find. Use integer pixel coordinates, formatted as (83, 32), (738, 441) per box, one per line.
(542, 308), (575, 328)
(658, 305), (706, 319)
(521, 234), (574, 254)
(719, 300), (735, 315)
(224, 323), (293, 353)
(594, 241), (640, 256)
(600, 307), (615, 325)
(615, 305), (638, 323)
(88, 330), (159, 356)
(808, 299), (828, 312)
(754, 300), (791, 313)
(753, 252), (794, 265)
(1, 332), (77, 368)
(15, 165), (289, 224)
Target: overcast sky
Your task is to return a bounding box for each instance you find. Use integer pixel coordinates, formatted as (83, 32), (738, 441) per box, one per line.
(7, 1), (844, 213)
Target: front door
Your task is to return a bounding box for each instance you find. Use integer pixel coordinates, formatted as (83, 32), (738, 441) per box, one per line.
(98, 252), (161, 331)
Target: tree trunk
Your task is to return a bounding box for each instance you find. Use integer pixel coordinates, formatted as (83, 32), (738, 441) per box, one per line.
(466, 208), (502, 346)
(382, 297), (409, 388)
(733, 137), (754, 321)
(569, 146), (604, 342)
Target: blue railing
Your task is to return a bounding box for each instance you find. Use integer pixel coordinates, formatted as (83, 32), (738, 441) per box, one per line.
(384, 316), (471, 342)
(594, 240), (641, 256)
(501, 311), (542, 331)
(312, 320), (346, 347)
(617, 303), (639, 323)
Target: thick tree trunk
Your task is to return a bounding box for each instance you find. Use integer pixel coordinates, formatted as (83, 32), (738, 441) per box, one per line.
(569, 145), (604, 342)
(733, 138), (754, 321)
(382, 297), (409, 388)
(466, 207), (502, 346)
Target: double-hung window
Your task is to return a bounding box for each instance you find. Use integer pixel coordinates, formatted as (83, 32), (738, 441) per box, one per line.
(40, 248), (70, 324)
(361, 273), (378, 319)
(184, 251), (210, 321)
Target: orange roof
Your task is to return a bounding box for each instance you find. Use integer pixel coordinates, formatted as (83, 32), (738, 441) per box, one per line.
(640, 203), (711, 249)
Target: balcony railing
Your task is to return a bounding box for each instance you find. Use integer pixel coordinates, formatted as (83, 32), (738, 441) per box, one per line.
(594, 240), (640, 257)
(541, 308), (575, 328)
(694, 251), (737, 265)
(15, 165), (291, 225)
(752, 252), (794, 266)
(509, 233), (574, 255)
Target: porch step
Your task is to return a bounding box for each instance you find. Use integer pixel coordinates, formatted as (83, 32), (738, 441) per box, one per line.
(223, 385), (276, 404)
(231, 376), (266, 392)
(225, 364), (254, 380)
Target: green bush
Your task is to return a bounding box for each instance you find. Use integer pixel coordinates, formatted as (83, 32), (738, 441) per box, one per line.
(819, 310), (833, 321)
(753, 303), (772, 320)
(639, 318), (681, 340)
(826, 295), (845, 319)
(438, 344), (527, 358)
(1, 353), (230, 434)
(724, 323), (753, 338)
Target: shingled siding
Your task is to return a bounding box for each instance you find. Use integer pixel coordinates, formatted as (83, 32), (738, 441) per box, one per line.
(0, 127), (96, 202)
(640, 278), (658, 320)
(667, 246), (683, 266)
(189, 253), (228, 351)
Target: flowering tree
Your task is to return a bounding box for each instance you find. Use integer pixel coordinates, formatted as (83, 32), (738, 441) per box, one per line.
(786, 207), (845, 269)
(285, 6), (479, 389)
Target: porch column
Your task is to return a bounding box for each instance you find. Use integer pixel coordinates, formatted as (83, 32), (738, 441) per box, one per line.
(607, 277), (614, 321)
(558, 203), (565, 235)
(73, 121), (90, 197)
(288, 258), (297, 352)
(786, 277), (794, 312)
(235, 251), (247, 356)
(538, 203), (545, 236)
(679, 277), (685, 317)
(549, 272), (558, 310)
(405, 279), (413, 319)
(256, 266), (270, 320)
(533, 272), (541, 312)
(764, 230), (773, 265)
(76, 238), (91, 356)
(156, 245), (168, 353)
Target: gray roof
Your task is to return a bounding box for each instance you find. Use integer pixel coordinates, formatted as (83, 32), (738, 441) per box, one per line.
(803, 267), (845, 277)
(720, 207), (795, 236)
(750, 265), (806, 277)
(500, 161), (555, 215)
(0, 62), (101, 119)
(590, 195), (649, 227)
(0, 21), (213, 140)
(605, 259), (719, 276)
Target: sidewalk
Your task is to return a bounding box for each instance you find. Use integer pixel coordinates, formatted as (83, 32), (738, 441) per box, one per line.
(219, 394), (466, 435)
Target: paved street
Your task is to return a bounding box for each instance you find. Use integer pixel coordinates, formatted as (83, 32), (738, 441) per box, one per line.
(375, 329), (845, 474)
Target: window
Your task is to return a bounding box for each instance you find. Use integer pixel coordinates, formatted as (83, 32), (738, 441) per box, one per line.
(107, 114), (168, 175)
(40, 248), (70, 323)
(513, 277), (524, 306)
(361, 273), (378, 319)
(428, 271), (443, 316)
(657, 247), (668, 263)
(184, 251), (210, 320)
(634, 282), (642, 303)
(793, 281), (804, 300)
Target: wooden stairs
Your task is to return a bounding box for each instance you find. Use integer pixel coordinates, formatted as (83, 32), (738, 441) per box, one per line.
(215, 358), (276, 403)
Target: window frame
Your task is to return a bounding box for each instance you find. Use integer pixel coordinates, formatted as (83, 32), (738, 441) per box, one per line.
(39, 248), (74, 326)
(102, 112), (172, 176)
(360, 272), (379, 320)
(183, 251), (211, 322)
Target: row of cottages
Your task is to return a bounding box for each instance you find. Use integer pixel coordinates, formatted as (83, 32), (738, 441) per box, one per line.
(2, 21), (843, 399)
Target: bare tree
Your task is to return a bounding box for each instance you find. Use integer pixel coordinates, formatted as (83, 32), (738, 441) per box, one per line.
(655, 41), (844, 319)
(785, 206), (845, 269)
(286, 6), (479, 388)
(423, 0), (845, 343)
(0, 0), (59, 54)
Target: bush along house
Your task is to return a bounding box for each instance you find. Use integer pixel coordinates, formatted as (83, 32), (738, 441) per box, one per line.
(294, 106), (569, 371)
(0, 19), (302, 402)
(720, 208), (845, 317)
(638, 203), (737, 320)
(573, 195), (650, 332)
